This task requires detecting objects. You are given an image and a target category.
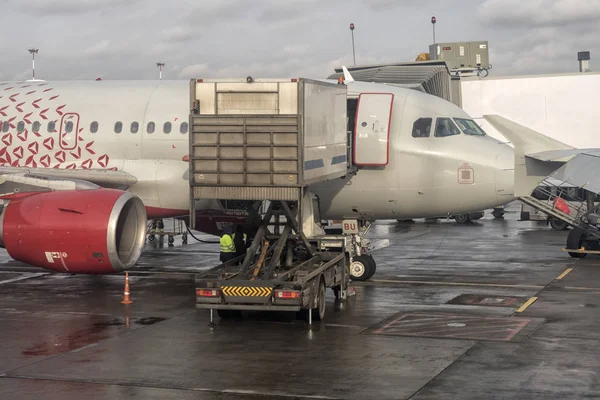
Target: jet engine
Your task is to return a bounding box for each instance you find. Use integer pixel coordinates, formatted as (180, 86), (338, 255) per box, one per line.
(0, 189), (147, 274)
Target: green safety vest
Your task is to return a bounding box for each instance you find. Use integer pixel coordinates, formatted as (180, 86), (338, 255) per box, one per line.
(220, 234), (236, 253)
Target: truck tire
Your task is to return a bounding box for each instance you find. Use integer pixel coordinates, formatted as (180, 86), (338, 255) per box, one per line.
(349, 255), (375, 281)
(567, 228), (588, 258)
(549, 218), (569, 231)
(313, 279), (326, 321)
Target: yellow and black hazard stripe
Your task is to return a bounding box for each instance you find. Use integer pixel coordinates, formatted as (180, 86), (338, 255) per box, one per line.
(222, 286), (273, 297)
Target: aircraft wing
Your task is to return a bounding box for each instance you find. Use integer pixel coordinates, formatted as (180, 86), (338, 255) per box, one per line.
(483, 115), (578, 196)
(547, 151), (600, 195)
(0, 166), (138, 196)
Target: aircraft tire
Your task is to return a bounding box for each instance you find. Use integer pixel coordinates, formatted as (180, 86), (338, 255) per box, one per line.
(567, 228), (588, 258)
(349, 255), (375, 281)
(455, 214), (471, 224)
(364, 255), (377, 280)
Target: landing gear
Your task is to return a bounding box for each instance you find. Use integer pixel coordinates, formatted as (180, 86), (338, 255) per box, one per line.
(349, 254), (376, 281)
(168, 235), (175, 246)
(182, 232), (188, 245)
(549, 218), (569, 231)
(567, 228), (588, 258)
(492, 208), (505, 219)
(454, 213), (471, 224)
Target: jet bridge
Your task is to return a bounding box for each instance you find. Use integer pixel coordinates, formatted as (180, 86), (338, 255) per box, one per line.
(187, 78), (364, 324)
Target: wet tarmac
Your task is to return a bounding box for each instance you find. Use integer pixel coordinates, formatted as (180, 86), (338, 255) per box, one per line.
(1, 202), (599, 399)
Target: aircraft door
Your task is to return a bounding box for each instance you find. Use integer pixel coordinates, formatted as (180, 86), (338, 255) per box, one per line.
(353, 93), (394, 166)
(59, 113), (80, 151)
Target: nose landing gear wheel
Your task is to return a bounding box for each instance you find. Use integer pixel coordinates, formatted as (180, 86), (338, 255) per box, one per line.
(349, 255), (376, 281)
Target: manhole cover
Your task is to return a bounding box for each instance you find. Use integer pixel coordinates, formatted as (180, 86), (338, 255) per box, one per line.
(447, 294), (528, 307)
(364, 312), (544, 342)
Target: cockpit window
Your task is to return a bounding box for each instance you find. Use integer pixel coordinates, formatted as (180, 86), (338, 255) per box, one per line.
(434, 117), (461, 137)
(412, 118), (432, 138)
(454, 118), (486, 136)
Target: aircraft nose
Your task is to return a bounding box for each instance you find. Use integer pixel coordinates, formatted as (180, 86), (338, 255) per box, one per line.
(495, 144), (515, 203)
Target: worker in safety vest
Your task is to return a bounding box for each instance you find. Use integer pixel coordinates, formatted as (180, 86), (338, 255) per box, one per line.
(233, 225), (248, 263)
(219, 226), (236, 263)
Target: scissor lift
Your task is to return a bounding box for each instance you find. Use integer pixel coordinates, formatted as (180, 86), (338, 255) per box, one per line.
(188, 77), (362, 324)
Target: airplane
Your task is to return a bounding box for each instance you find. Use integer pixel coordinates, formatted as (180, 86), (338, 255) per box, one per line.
(0, 73), (515, 280)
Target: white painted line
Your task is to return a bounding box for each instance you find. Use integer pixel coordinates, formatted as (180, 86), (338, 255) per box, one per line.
(0, 272), (48, 285)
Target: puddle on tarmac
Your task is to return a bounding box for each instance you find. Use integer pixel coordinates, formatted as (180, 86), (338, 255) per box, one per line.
(21, 316), (166, 356)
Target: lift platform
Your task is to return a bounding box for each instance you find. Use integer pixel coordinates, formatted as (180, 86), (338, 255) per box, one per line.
(188, 78), (360, 323)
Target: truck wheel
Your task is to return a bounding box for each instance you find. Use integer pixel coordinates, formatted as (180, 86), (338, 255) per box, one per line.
(454, 214), (470, 224)
(567, 228), (588, 258)
(492, 208), (505, 219)
(313, 279), (326, 321)
(350, 255), (375, 281)
(549, 218), (569, 231)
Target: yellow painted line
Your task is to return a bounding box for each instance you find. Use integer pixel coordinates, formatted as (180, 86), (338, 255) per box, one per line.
(366, 279), (544, 289)
(556, 268), (573, 280)
(516, 296), (538, 313)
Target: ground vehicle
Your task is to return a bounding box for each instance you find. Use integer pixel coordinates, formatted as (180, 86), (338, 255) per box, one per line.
(190, 78), (366, 322)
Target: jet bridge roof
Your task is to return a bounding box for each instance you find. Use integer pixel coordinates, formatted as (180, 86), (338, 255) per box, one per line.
(328, 61), (459, 106)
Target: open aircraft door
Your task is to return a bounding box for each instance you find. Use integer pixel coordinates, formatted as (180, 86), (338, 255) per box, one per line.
(353, 93), (394, 167)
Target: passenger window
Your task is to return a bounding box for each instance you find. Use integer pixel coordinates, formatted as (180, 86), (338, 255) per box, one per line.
(32, 121), (41, 132)
(163, 122), (171, 134)
(131, 121), (139, 134)
(434, 118), (461, 137)
(90, 121), (98, 133)
(180, 122), (188, 134)
(114, 121), (122, 134)
(48, 121), (56, 132)
(412, 118), (432, 138)
(147, 121), (155, 134)
(65, 121), (74, 133)
(2, 121), (9, 133)
(17, 121), (25, 133)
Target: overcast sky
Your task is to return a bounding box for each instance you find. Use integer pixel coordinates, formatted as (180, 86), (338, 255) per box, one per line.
(1, 0), (598, 81)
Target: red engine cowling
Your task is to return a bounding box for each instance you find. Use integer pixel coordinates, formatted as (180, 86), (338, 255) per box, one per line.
(0, 189), (147, 274)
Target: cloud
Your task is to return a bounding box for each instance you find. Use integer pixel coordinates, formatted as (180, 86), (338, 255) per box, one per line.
(159, 27), (197, 43)
(178, 63), (211, 78)
(83, 40), (111, 56)
(13, 0), (141, 15)
(1, 0), (599, 81)
(478, 0), (600, 27)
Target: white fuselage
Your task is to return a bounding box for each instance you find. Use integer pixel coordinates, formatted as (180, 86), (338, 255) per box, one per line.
(0, 80), (514, 224)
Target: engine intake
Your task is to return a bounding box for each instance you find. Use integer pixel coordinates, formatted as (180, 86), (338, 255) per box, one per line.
(0, 189), (147, 274)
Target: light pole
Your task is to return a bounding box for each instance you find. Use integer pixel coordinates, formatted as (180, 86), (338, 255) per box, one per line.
(28, 48), (38, 80)
(349, 23), (356, 66)
(156, 62), (165, 80)
(431, 16), (436, 45)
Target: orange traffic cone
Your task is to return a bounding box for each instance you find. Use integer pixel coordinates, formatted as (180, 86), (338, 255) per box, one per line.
(121, 272), (133, 304)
